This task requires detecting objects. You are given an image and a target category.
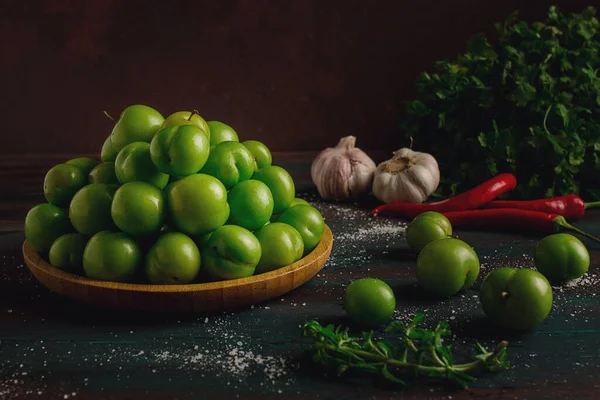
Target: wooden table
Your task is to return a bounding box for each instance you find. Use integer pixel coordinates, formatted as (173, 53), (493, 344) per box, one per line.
(1, 154), (600, 399)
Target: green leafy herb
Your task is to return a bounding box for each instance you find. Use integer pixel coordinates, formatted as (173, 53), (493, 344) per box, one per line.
(302, 313), (509, 388)
(400, 6), (600, 200)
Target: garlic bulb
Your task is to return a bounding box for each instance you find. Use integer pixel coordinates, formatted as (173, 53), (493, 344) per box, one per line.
(372, 148), (440, 204)
(311, 136), (376, 201)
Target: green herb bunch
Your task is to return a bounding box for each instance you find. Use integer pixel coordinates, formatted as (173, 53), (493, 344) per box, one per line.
(302, 313), (509, 388)
(401, 6), (600, 200)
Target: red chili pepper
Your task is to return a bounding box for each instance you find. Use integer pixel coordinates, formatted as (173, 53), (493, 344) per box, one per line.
(443, 209), (600, 245)
(372, 173), (517, 219)
(485, 194), (600, 220)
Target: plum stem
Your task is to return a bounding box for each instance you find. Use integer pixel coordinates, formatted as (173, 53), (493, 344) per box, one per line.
(103, 111), (115, 122)
(188, 110), (199, 121)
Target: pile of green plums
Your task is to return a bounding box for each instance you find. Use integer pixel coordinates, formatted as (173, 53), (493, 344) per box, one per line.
(25, 104), (325, 285)
(404, 211), (591, 330)
(344, 212), (591, 330)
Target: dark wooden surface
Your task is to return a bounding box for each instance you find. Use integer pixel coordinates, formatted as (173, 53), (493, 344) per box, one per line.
(1, 153), (600, 399)
(0, 0), (593, 154)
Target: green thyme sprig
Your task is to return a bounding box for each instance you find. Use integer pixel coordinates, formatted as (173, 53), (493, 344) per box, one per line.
(301, 313), (509, 388)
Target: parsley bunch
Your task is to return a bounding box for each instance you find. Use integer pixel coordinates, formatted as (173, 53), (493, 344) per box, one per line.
(401, 6), (600, 200)
(302, 313), (509, 388)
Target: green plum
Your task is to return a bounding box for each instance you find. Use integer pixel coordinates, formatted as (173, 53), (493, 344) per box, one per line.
(192, 231), (213, 251)
(43, 163), (87, 207)
(253, 166), (295, 214)
(480, 267), (553, 330)
(242, 140), (272, 170)
(25, 204), (72, 253)
(166, 174), (230, 236)
(254, 222), (303, 274)
(290, 198), (310, 207)
(150, 124), (210, 176)
(227, 180), (274, 231)
(534, 233), (590, 283)
(111, 182), (166, 236)
(343, 278), (396, 327)
(115, 142), (169, 189)
(88, 162), (119, 185)
(109, 104), (164, 153)
(202, 225), (262, 280)
(69, 183), (118, 236)
(271, 197), (310, 221)
(83, 231), (142, 282)
(145, 232), (201, 284)
(416, 238), (480, 297)
(207, 121), (238, 145)
(162, 111), (210, 141)
(200, 141), (255, 189)
(276, 205), (324, 255)
(49, 233), (87, 272)
(101, 136), (119, 162)
(406, 212), (452, 253)
(66, 158), (100, 175)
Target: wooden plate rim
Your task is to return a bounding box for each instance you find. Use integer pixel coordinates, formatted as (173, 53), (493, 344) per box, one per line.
(23, 224), (333, 293)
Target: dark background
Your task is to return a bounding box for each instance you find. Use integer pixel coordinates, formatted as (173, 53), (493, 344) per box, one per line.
(0, 0), (594, 154)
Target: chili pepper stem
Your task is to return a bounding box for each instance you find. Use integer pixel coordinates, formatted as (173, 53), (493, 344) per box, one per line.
(584, 201), (600, 210)
(554, 216), (600, 245)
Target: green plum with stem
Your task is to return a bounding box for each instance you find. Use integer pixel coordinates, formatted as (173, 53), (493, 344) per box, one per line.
(108, 104), (164, 153)
(162, 110), (210, 141)
(479, 267), (553, 330)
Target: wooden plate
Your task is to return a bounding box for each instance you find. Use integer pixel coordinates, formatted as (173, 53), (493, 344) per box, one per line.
(23, 225), (333, 313)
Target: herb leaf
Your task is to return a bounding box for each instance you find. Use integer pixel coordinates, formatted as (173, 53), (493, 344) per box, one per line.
(400, 6), (600, 200)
